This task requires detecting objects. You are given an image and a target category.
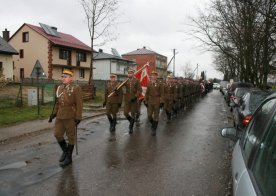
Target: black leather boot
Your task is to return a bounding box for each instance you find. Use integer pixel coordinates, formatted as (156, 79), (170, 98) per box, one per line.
(58, 140), (67, 162)
(60, 144), (74, 168)
(111, 118), (116, 132)
(127, 116), (134, 134)
(151, 121), (158, 136)
(108, 116), (113, 131)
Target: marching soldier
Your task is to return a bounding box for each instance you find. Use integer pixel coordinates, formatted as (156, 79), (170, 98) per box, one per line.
(103, 73), (122, 132)
(123, 68), (142, 134)
(50, 69), (83, 167)
(163, 74), (176, 122)
(144, 71), (164, 136)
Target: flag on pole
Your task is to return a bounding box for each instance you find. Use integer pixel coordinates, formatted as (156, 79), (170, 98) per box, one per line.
(135, 64), (150, 100)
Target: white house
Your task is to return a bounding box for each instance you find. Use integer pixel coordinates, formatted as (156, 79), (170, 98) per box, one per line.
(93, 49), (136, 81)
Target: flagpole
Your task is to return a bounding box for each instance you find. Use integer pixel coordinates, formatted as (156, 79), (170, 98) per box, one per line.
(107, 62), (149, 98)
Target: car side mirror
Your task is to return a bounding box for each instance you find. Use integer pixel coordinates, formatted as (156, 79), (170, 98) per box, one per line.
(221, 127), (239, 141)
(241, 104), (245, 110)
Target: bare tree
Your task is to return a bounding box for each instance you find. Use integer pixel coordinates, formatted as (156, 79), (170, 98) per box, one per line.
(80, 0), (119, 85)
(180, 62), (194, 78)
(190, 0), (276, 87)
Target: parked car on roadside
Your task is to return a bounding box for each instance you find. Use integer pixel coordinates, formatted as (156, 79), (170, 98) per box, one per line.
(232, 89), (274, 131)
(221, 92), (276, 196)
(229, 87), (251, 112)
(213, 82), (220, 89)
(219, 80), (228, 95)
(226, 82), (254, 106)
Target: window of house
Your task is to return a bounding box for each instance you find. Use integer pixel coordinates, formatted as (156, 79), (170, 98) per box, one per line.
(59, 49), (70, 60)
(20, 49), (24, 58)
(79, 69), (85, 78)
(20, 68), (24, 79)
(76, 52), (86, 62)
(116, 64), (120, 71)
(22, 32), (29, 42)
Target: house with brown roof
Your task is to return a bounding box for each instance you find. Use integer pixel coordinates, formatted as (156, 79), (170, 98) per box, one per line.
(7, 23), (92, 82)
(122, 46), (167, 78)
(0, 31), (18, 80)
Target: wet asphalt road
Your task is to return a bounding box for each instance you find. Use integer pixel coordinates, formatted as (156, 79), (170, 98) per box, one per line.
(0, 90), (233, 196)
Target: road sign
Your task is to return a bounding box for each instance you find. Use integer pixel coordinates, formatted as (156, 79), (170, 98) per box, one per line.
(30, 60), (46, 78)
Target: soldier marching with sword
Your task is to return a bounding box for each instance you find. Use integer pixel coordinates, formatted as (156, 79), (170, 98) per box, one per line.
(49, 69), (83, 167)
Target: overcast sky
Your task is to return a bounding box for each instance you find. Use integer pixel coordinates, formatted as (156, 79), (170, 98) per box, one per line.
(0, 0), (223, 79)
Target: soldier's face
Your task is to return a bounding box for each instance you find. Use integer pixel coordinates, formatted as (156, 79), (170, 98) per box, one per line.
(110, 76), (116, 82)
(128, 73), (133, 78)
(62, 74), (73, 84)
(151, 75), (157, 81)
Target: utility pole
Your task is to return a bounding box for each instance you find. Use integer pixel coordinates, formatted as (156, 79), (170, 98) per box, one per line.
(173, 49), (176, 76)
(196, 64), (199, 79)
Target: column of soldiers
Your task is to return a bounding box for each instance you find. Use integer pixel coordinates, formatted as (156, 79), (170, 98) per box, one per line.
(103, 69), (202, 137)
(50, 69), (202, 168)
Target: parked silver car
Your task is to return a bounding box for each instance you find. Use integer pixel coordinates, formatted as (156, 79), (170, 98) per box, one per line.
(221, 92), (276, 196)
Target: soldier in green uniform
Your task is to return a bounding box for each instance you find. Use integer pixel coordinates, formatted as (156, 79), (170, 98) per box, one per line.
(103, 73), (122, 132)
(144, 71), (164, 136)
(163, 74), (176, 122)
(123, 68), (142, 134)
(50, 69), (83, 167)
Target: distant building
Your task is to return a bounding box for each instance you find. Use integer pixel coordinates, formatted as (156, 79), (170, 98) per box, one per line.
(93, 49), (136, 81)
(8, 23), (92, 82)
(122, 46), (167, 78)
(0, 31), (18, 80)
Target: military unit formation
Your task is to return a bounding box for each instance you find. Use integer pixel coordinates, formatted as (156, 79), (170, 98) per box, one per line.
(50, 68), (211, 167)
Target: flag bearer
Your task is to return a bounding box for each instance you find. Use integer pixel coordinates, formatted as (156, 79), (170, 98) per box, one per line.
(123, 68), (142, 134)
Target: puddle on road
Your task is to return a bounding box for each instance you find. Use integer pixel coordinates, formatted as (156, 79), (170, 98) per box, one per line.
(0, 165), (63, 196)
(0, 161), (27, 170)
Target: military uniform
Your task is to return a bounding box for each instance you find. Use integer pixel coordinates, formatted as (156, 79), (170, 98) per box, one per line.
(52, 69), (83, 167)
(123, 68), (142, 134)
(104, 74), (122, 132)
(163, 75), (176, 121)
(145, 71), (164, 136)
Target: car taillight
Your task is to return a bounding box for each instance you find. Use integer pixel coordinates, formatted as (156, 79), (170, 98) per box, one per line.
(242, 116), (252, 125)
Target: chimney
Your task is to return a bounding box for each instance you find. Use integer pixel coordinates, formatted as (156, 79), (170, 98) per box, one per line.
(2, 28), (10, 41)
(99, 49), (103, 53)
(143, 46), (146, 49)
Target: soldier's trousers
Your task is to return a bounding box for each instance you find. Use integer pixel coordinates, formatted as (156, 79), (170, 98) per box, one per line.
(124, 101), (138, 118)
(54, 118), (76, 145)
(164, 100), (173, 113)
(106, 103), (119, 118)
(147, 103), (160, 121)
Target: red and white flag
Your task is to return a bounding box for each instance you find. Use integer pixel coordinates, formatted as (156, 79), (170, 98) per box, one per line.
(135, 64), (150, 100)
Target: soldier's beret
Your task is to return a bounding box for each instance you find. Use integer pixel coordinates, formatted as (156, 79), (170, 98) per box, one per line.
(62, 69), (74, 77)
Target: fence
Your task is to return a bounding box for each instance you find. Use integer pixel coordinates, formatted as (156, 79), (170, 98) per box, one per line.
(0, 79), (108, 109)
